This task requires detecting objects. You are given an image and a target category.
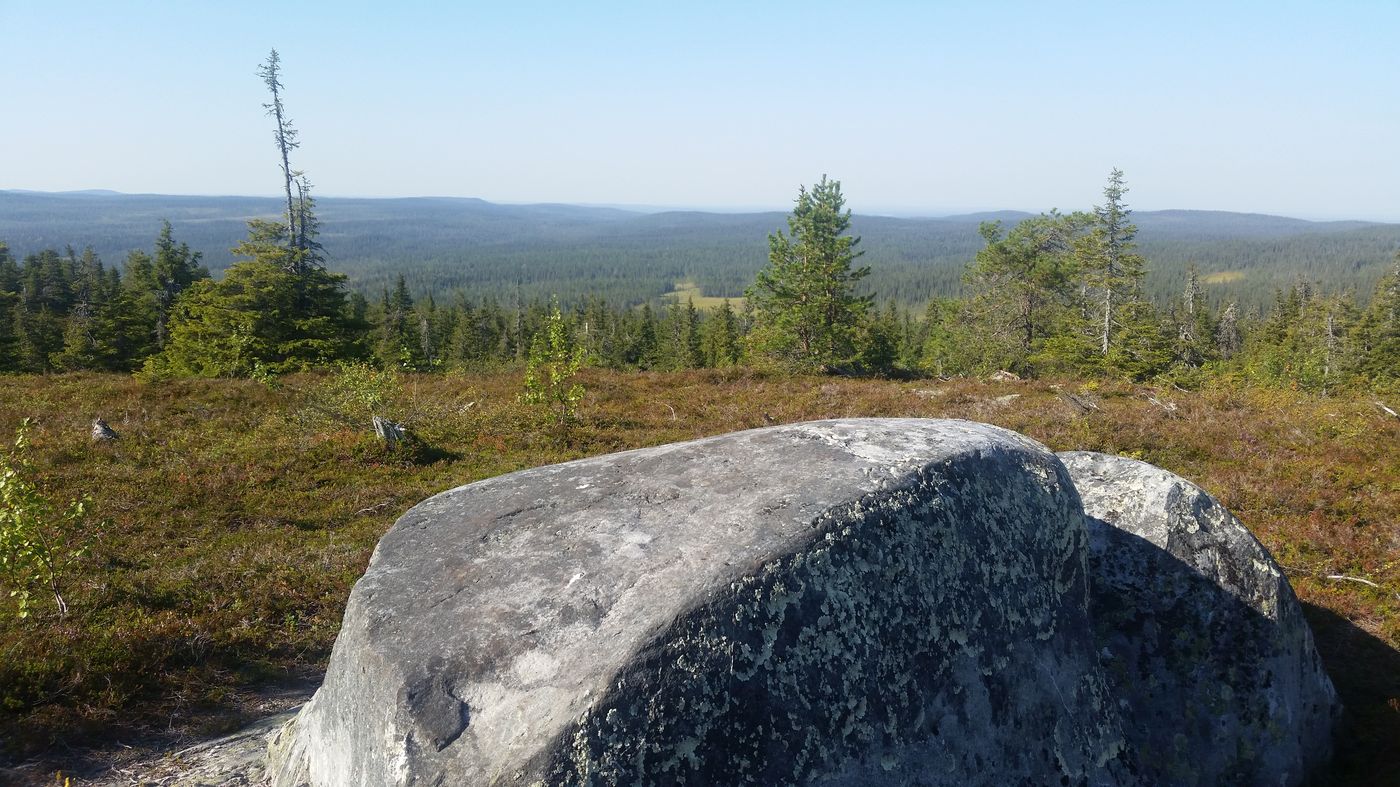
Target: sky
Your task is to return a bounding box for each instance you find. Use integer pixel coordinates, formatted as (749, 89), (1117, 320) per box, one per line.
(1, 0), (1398, 219)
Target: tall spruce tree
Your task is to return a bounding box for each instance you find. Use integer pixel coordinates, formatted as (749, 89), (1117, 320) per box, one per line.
(0, 243), (18, 371)
(747, 176), (870, 373)
(258, 49), (300, 254)
(1086, 169), (1148, 356)
(142, 51), (360, 379)
(701, 299), (742, 368)
(377, 275), (423, 368)
(1353, 252), (1400, 384)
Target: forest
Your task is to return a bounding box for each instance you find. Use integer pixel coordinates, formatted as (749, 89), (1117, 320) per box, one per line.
(1, 172), (1397, 394)
(4, 189), (1399, 313)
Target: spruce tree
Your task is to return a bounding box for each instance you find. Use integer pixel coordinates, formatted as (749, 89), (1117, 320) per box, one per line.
(376, 276), (422, 369)
(1085, 169), (1148, 357)
(0, 244), (18, 371)
(700, 299), (742, 368)
(1216, 302), (1242, 359)
(258, 49), (300, 253)
(1353, 253), (1400, 385)
(150, 221), (208, 348)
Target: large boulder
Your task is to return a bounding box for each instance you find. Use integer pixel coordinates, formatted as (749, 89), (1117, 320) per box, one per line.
(1060, 451), (1339, 786)
(266, 421), (1338, 786)
(269, 419), (1135, 785)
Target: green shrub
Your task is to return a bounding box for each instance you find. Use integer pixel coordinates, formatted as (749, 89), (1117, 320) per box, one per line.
(521, 303), (585, 426)
(306, 362), (404, 430)
(0, 420), (92, 619)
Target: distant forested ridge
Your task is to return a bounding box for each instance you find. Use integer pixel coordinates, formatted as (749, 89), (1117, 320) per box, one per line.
(2, 190), (1396, 311)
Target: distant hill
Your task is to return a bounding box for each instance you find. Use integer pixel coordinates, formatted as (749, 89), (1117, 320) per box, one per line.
(2, 190), (1396, 310)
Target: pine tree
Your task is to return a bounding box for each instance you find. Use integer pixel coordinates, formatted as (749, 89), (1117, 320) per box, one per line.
(747, 176), (870, 373)
(964, 212), (1090, 374)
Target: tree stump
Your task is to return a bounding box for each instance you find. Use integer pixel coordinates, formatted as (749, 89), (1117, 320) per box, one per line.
(371, 416), (405, 450)
(91, 418), (119, 442)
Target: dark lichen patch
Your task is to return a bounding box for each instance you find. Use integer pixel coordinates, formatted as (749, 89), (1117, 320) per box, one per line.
(1064, 451), (1339, 787)
(538, 450), (1132, 785)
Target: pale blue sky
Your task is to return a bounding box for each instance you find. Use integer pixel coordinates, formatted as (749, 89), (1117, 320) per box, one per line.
(1, 1), (1397, 218)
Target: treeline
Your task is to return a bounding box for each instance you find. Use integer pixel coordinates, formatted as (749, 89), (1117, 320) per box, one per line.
(0, 224), (209, 374)
(8, 191), (1400, 315)
(2, 164), (1397, 391)
(2, 225), (1396, 394)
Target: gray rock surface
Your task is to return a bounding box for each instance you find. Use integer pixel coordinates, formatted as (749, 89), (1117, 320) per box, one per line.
(1061, 451), (1339, 787)
(264, 422), (1338, 786)
(269, 419), (1135, 785)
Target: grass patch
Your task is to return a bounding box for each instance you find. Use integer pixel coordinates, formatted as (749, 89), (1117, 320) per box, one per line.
(0, 370), (1395, 782)
(661, 280), (745, 310)
(1203, 270), (1247, 284)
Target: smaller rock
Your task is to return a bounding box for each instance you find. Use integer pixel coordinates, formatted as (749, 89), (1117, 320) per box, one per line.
(91, 418), (118, 442)
(988, 369), (1021, 382)
(1061, 451), (1339, 786)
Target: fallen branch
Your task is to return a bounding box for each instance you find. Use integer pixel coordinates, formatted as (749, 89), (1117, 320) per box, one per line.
(355, 501), (394, 516)
(1059, 392), (1099, 415)
(1374, 401), (1398, 419)
(1281, 566), (1399, 600)
(1147, 396), (1179, 416)
(1324, 574), (1395, 596)
(372, 415), (407, 449)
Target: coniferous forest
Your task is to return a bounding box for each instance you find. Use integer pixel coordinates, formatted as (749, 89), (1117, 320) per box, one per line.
(2, 169), (1397, 392)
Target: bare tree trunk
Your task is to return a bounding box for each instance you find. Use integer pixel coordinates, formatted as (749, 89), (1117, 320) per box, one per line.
(1101, 286), (1113, 355)
(259, 50), (299, 255)
(1323, 311), (1337, 396)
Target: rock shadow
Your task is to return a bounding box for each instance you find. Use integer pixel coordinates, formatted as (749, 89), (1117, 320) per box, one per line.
(1086, 517), (1339, 786)
(1298, 601), (1400, 786)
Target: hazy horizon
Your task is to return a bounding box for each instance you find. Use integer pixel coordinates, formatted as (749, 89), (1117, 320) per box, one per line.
(7, 186), (1397, 225)
(3, 1), (1398, 221)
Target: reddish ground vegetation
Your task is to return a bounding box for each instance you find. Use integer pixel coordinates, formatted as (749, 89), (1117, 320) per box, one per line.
(0, 369), (1395, 783)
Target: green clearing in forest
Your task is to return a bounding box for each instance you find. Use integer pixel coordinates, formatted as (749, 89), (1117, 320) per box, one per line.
(1203, 270), (1247, 284)
(661, 280), (745, 310)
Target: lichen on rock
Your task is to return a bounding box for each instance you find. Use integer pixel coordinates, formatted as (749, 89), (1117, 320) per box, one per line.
(1061, 451), (1339, 787)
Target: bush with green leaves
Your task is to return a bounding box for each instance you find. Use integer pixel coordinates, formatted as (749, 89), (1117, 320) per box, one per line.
(307, 362), (404, 430)
(0, 420), (91, 619)
(521, 302), (585, 425)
